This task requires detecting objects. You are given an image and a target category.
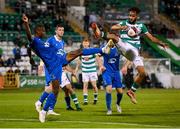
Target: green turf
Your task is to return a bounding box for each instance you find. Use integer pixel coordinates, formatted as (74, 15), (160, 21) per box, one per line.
(0, 88), (180, 128)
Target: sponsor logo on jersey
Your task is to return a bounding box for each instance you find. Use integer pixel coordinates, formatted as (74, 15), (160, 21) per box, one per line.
(57, 49), (65, 55)
(108, 58), (116, 63)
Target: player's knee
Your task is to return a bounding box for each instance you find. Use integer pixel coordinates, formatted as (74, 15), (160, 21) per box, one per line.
(106, 86), (112, 93)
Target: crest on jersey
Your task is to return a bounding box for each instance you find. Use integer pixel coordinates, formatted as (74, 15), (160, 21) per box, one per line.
(44, 42), (50, 47)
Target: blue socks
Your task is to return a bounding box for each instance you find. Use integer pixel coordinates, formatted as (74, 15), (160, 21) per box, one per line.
(49, 99), (57, 111)
(83, 48), (102, 55)
(43, 93), (56, 111)
(106, 92), (112, 110)
(116, 93), (123, 105)
(39, 91), (49, 103)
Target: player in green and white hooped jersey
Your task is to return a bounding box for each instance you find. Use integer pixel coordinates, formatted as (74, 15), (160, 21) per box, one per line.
(90, 7), (168, 104)
(111, 7), (168, 104)
(75, 38), (102, 105)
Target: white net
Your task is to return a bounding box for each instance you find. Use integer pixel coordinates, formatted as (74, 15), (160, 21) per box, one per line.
(144, 58), (171, 74)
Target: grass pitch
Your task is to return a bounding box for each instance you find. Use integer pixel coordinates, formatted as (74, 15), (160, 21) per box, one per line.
(0, 88), (180, 128)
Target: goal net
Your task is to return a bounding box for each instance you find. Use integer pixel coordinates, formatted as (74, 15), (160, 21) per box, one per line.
(143, 58), (171, 74)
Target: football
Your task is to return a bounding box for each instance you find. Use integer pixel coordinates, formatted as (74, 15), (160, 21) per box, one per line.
(127, 27), (136, 37)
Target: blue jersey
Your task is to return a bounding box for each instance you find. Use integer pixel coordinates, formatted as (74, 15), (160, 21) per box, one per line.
(30, 36), (67, 82)
(46, 35), (66, 57)
(100, 44), (122, 88)
(100, 46), (120, 73)
(44, 36), (67, 83)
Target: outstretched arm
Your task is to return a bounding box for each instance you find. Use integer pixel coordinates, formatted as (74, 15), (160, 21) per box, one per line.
(111, 24), (128, 31)
(22, 14), (32, 42)
(145, 32), (168, 49)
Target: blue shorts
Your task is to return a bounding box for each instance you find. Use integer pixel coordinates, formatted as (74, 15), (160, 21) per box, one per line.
(45, 54), (68, 86)
(102, 70), (122, 88)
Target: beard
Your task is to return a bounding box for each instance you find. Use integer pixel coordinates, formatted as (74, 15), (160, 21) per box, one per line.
(128, 19), (137, 24)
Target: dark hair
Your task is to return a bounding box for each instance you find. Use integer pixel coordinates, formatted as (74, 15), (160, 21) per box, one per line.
(128, 7), (141, 14)
(56, 24), (64, 29)
(34, 24), (44, 32)
(83, 37), (90, 42)
(80, 37), (90, 48)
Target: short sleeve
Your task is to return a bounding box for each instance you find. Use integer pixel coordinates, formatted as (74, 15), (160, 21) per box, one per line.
(141, 24), (148, 34)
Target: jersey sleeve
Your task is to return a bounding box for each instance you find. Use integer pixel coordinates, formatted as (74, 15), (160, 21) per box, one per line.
(141, 24), (148, 34)
(118, 20), (126, 26)
(46, 37), (54, 47)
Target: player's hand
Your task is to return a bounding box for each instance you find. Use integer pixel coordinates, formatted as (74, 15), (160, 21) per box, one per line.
(160, 42), (169, 49)
(22, 14), (28, 23)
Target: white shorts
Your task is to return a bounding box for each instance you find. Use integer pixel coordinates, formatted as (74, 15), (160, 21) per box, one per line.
(82, 72), (98, 82)
(60, 71), (71, 88)
(117, 38), (144, 68)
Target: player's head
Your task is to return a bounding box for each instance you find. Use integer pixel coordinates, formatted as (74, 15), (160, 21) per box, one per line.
(34, 24), (46, 38)
(128, 7), (141, 24)
(82, 37), (90, 48)
(55, 24), (64, 38)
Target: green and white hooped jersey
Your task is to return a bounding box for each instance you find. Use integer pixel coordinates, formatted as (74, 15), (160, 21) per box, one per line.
(80, 54), (97, 73)
(119, 20), (148, 49)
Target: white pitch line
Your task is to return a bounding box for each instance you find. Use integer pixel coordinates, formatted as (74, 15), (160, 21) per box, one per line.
(0, 118), (174, 128)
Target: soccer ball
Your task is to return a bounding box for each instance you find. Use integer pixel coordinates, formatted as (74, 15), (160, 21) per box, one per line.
(127, 28), (136, 37)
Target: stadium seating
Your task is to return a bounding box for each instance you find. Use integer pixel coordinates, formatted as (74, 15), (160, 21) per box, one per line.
(158, 0), (179, 24)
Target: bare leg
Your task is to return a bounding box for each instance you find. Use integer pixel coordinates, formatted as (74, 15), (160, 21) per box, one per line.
(90, 81), (98, 104)
(66, 49), (82, 63)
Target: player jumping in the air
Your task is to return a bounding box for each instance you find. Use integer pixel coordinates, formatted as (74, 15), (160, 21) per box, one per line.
(90, 7), (168, 104)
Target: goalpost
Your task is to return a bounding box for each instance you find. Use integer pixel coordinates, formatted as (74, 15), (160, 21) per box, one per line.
(143, 58), (171, 74)
(143, 58), (172, 88)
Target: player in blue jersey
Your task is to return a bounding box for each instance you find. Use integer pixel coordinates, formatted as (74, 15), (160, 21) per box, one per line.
(98, 39), (123, 115)
(22, 14), (110, 123)
(35, 24), (82, 115)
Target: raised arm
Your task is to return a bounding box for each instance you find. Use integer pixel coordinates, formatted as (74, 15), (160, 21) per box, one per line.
(22, 14), (32, 42)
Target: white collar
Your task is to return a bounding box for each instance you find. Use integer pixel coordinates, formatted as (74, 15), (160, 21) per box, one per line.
(54, 35), (62, 42)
